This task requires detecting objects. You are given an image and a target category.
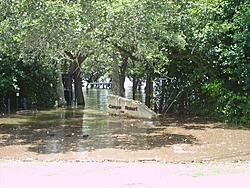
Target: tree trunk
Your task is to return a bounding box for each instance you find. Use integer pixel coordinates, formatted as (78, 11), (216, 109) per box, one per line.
(56, 63), (66, 107)
(131, 61), (136, 100)
(119, 73), (126, 97)
(70, 61), (85, 106)
(145, 74), (152, 108)
(62, 73), (73, 106)
(111, 56), (121, 96)
(66, 51), (86, 106)
(132, 74), (136, 100)
(119, 54), (128, 97)
(75, 66), (85, 105)
(159, 81), (165, 113)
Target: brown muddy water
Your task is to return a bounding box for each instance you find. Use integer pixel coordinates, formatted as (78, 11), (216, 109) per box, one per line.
(0, 88), (250, 163)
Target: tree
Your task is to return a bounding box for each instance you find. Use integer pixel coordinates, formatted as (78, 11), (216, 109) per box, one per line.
(82, 51), (112, 86)
(94, 0), (147, 96)
(1, 0), (248, 123)
(0, 0), (99, 106)
(0, 55), (20, 108)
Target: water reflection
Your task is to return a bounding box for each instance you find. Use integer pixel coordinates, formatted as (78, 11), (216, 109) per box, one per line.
(0, 88), (197, 156)
(125, 86), (145, 103)
(84, 88), (110, 111)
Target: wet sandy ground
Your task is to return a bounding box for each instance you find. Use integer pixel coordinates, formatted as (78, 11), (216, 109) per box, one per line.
(1, 160), (250, 188)
(1, 114), (250, 188)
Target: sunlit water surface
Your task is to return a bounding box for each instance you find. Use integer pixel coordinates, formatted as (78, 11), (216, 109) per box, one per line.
(0, 88), (157, 154)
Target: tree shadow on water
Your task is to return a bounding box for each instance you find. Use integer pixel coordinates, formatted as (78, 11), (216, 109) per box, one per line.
(182, 125), (210, 130)
(0, 121), (200, 155)
(0, 110), (202, 155)
(110, 133), (199, 150)
(0, 120), (85, 155)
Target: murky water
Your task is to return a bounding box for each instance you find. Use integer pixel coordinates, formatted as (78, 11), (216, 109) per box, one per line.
(1, 88), (250, 162)
(0, 88), (156, 154)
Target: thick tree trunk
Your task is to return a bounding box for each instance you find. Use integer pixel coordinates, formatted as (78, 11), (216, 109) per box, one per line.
(74, 73), (84, 105)
(66, 51), (86, 106)
(70, 61), (85, 106)
(56, 63), (66, 107)
(119, 73), (126, 97)
(111, 56), (122, 96)
(145, 74), (153, 108)
(62, 73), (72, 106)
(119, 54), (128, 97)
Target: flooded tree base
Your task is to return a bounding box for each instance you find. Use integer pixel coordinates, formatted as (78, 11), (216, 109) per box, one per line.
(0, 110), (249, 163)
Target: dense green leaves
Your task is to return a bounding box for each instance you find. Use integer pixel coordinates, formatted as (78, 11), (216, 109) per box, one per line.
(0, 0), (249, 123)
(0, 55), (20, 101)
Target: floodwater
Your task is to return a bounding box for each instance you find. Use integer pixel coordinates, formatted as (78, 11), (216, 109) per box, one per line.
(0, 88), (156, 154)
(0, 88), (250, 162)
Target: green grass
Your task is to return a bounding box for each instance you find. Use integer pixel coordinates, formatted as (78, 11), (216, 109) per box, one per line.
(187, 162), (250, 177)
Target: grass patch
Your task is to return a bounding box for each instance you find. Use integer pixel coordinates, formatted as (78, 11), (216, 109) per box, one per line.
(189, 162), (250, 177)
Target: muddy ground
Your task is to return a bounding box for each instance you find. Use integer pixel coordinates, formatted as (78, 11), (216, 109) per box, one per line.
(0, 115), (249, 162)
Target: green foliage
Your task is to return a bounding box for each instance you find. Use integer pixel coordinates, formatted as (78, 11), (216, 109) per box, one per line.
(0, 53), (57, 109)
(0, 0), (249, 123)
(82, 52), (112, 83)
(17, 61), (57, 109)
(0, 55), (20, 104)
(215, 90), (250, 124)
(202, 80), (224, 98)
(147, 0), (250, 124)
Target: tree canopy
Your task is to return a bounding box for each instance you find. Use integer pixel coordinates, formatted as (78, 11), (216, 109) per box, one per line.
(0, 0), (249, 123)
